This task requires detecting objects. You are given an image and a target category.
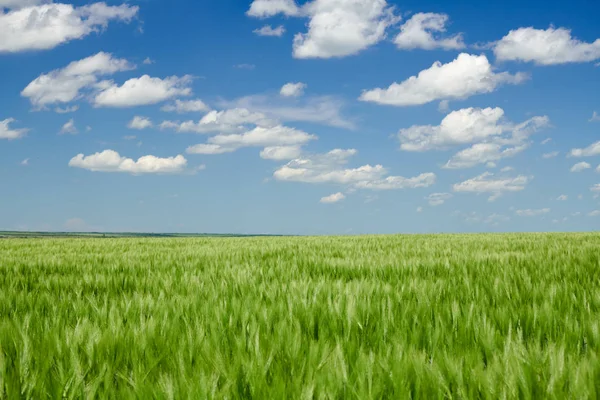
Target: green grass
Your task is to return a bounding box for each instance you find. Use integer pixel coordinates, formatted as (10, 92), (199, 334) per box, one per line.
(1, 233), (599, 399)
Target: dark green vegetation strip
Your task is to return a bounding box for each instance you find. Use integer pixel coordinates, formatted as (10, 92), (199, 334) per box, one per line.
(1, 234), (599, 398)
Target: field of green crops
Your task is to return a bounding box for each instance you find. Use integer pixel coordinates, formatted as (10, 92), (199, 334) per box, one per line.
(1, 233), (600, 399)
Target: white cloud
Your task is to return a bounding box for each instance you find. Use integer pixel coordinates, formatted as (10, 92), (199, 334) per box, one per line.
(0, 118), (28, 139)
(20, 158), (29, 166)
(188, 125), (316, 155)
(444, 143), (529, 169)
(55, 105), (79, 114)
(69, 149), (188, 174)
(426, 192), (452, 206)
(542, 151), (559, 159)
(162, 108), (276, 134)
(557, 195), (568, 201)
(589, 210), (600, 217)
(94, 75), (193, 107)
(515, 208), (550, 217)
(280, 82), (307, 97)
(570, 161), (591, 172)
(353, 173), (436, 190)
(416, 206), (423, 213)
(247, 0), (301, 18)
(397, 107), (549, 168)
(254, 25), (286, 37)
(591, 184), (600, 193)
(569, 141), (600, 157)
(541, 137), (552, 145)
(394, 13), (464, 50)
(0, 0), (49, 8)
(453, 172), (529, 201)
(260, 145), (302, 160)
(501, 166), (514, 172)
(320, 192), (345, 203)
(60, 118), (78, 134)
(161, 99), (210, 114)
(273, 148), (435, 190)
(21, 52), (134, 108)
(494, 27), (600, 65)
(292, 0), (399, 59)
(128, 116), (153, 130)
(143, 57), (154, 65)
(0, 2), (138, 53)
(360, 53), (527, 106)
(221, 94), (354, 129)
(589, 112), (600, 122)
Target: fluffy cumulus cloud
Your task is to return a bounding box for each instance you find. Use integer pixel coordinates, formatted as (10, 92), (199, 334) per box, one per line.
(394, 13), (464, 50)
(571, 161), (591, 172)
(246, 0), (302, 18)
(397, 107), (549, 168)
(128, 116), (153, 130)
(280, 82), (307, 97)
(248, 0), (399, 58)
(569, 141), (600, 157)
(0, 2), (138, 53)
(161, 99), (210, 114)
(515, 208), (551, 217)
(320, 192), (346, 204)
(292, 0), (398, 59)
(260, 145), (303, 160)
(557, 195), (568, 201)
(222, 94), (354, 129)
(590, 112), (600, 122)
(0, 118), (28, 139)
(426, 192), (453, 206)
(21, 52), (134, 108)
(55, 105), (79, 114)
(60, 118), (78, 134)
(273, 148), (436, 190)
(187, 125), (316, 154)
(69, 150), (188, 174)
(94, 75), (193, 107)
(162, 108), (276, 134)
(494, 27), (600, 65)
(254, 25), (286, 37)
(359, 54), (527, 106)
(453, 172), (530, 201)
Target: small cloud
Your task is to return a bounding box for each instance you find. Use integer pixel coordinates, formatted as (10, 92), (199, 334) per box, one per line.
(589, 210), (600, 217)
(541, 138), (552, 145)
(416, 206), (423, 213)
(235, 64), (256, 70)
(438, 100), (450, 113)
(589, 111), (600, 122)
(59, 118), (78, 135)
(515, 208), (550, 217)
(542, 151), (559, 159)
(572, 212), (581, 217)
(143, 57), (155, 65)
(127, 116), (153, 130)
(571, 161), (591, 172)
(253, 25), (286, 37)
(55, 105), (79, 114)
(86, 126), (92, 132)
(426, 192), (452, 206)
(280, 82), (307, 98)
(123, 135), (137, 140)
(20, 158), (29, 166)
(500, 166), (514, 172)
(320, 192), (345, 204)
(556, 195), (568, 201)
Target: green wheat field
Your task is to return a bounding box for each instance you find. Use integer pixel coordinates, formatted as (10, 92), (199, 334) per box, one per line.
(1, 233), (600, 399)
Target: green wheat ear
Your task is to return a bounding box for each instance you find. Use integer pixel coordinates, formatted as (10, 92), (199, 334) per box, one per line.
(0, 233), (598, 398)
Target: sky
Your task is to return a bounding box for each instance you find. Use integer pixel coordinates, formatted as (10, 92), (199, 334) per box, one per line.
(1, 0), (599, 235)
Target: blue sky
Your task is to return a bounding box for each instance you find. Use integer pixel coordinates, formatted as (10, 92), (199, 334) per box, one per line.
(1, 0), (599, 234)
